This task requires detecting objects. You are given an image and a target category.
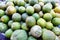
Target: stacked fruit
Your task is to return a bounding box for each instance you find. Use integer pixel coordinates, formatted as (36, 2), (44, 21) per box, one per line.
(0, 0), (60, 40)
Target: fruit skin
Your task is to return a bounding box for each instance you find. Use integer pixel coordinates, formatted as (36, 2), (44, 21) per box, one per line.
(50, 10), (56, 18)
(21, 23), (28, 30)
(32, 13), (40, 21)
(43, 13), (53, 21)
(28, 36), (37, 40)
(37, 18), (46, 28)
(11, 30), (28, 40)
(55, 13), (60, 18)
(54, 6), (60, 13)
(0, 10), (5, 17)
(55, 36), (60, 40)
(39, 11), (43, 17)
(46, 22), (54, 30)
(0, 22), (7, 33)
(33, 4), (41, 12)
(52, 27), (60, 35)
(52, 18), (60, 26)
(6, 6), (16, 15)
(18, 6), (25, 13)
(26, 6), (34, 15)
(5, 29), (13, 38)
(11, 22), (20, 30)
(8, 20), (13, 27)
(21, 13), (28, 21)
(0, 2), (6, 10)
(29, 25), (42, 38)
(29, 0), (38, 6)
(42, 3), (52, 13)
(42, 30), (56, 40)
(26, 16), (36, 27)
(6, 2), (14, 7)
(17, 0), (25, 6)
(12, 13), (21, 22)
(1, 15), (9, 23)
(25, 3), (30, 8)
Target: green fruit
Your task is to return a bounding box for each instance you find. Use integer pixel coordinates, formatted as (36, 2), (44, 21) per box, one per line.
(0, 2), (6, 10)
(42, 28), (47, 33)
(6, 2), (14, 7)
(26, 16), (36, 27)
(37, 18), (46, 28)
(42, 30), (56, 40)
(46, 22), (54, 30)
(32, 13), (40, 20)
(28, 36), (37, 40)
(11, 30), (28, 40)
(21, 13), (28, 21)
(50, 10), (56, 18)
(11, 22), (20, 30)
(52, 27), (60, 35)
(33, 4), (41, 12)
(24, 0), (29, 2)
(0, 22), (7, 32)
(42, 3), (52, 13)
(29, 0), (38, 6)
(12, 13), (21, 22)
(8, 20), (13, 27)
(43, 13), (53, 21)
(29, 25), (42, 38)
(15, 6), (19, 12)
(18, 6), (25, 13)
(6, 0), (14, 2)
(1, 15), (9, 23)
(6, 6), (16, 15)
(26, 6), (34, 15)
(5, 29), (13, 38)
(0, 10), (5, 17)
(13, 0), (18, 5)
(21, 23), (28, 30)
(17, 0), (25, 6)
(52, 18), (60, 25)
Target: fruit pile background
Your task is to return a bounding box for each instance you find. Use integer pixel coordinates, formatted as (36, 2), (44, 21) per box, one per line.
(0, 0), (60, 40)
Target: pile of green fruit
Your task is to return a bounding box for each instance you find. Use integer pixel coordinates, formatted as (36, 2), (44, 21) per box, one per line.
(0, 0), (60, 40)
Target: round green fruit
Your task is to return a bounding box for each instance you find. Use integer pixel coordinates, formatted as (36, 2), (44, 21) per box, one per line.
(6, 6), (16, 15)
(52, 27), (60, 35)
(12, 13), (21, 22)
(18, 6), (25, 13)
(5, 29), (13, 38)
(0, 9), (5, 17)
(29, 25), (42, 38)
(25, 3), (30, 8)
(21, 13), (28, 21)
(11, 22), (20, 30)
(42, 3), (52, 13)
(26, 16), (36, 27)
(46, 22), (54, 30)
(52, 18), (60, 26)
(0, 22), (7, 32)
(33, 4), (41, 12)
(8, 20), (13, 27)
(42, 30), (56, 40)
(26, 6), (34, 15)
(11, 30), (28, 40)
(28, 36), (37, 40)
(17, 0), (25, 6)
(39, 11), (43, 17)
(37, 18), (46, 28)
(43, 13), (53, 21)
(21, 23), (28, 30)
(32, 13), (40, 20)
(29, 0), (38, 6)
(1, 15), (9, 23)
